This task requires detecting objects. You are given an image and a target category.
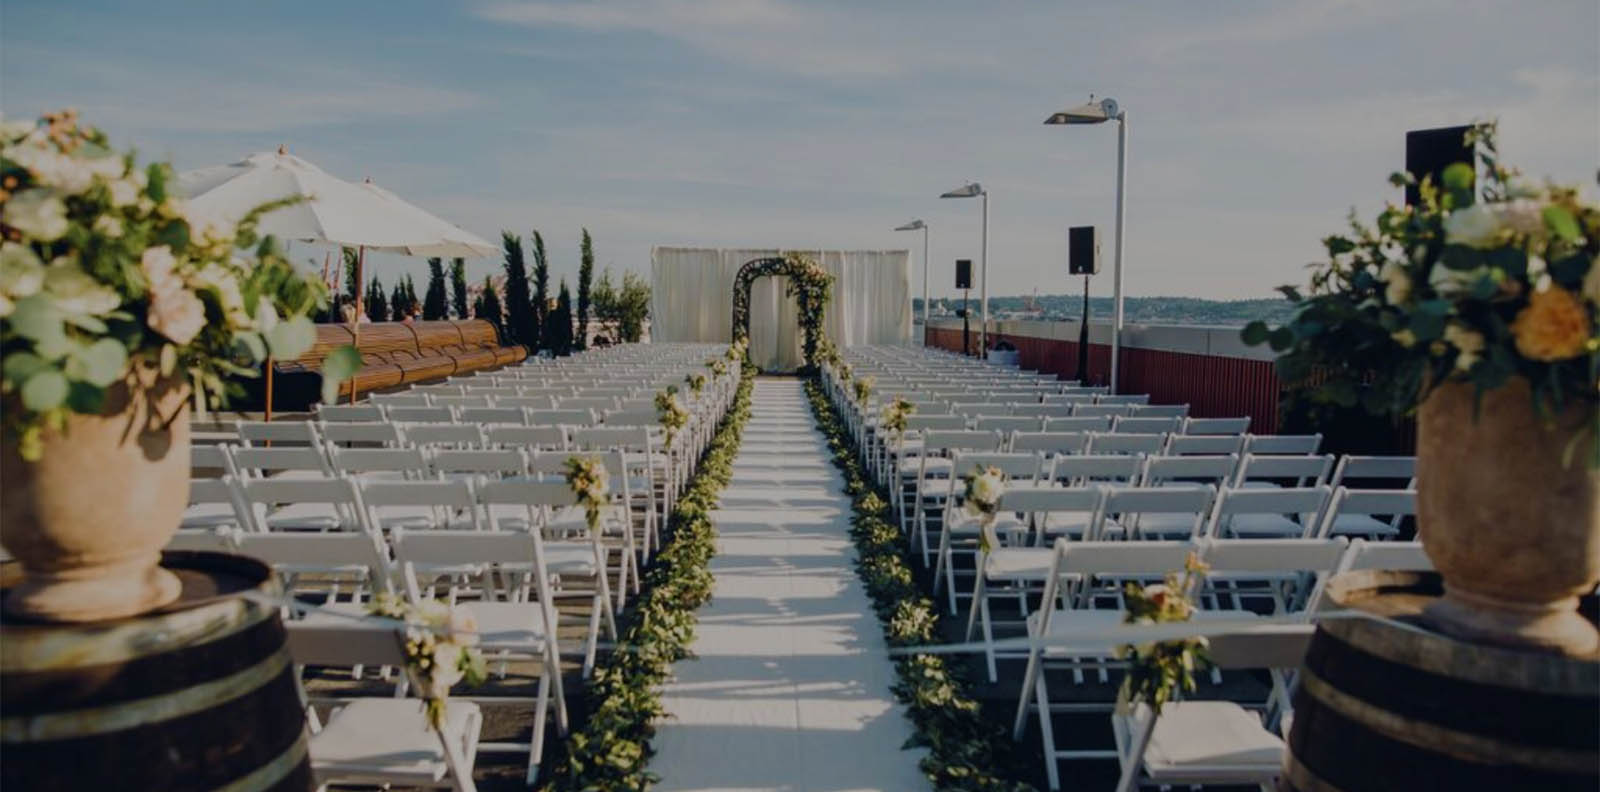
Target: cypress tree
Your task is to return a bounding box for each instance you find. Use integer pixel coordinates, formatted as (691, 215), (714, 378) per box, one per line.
(576, 228), (594, 350)
(389, 280), (408, 321)
(423, 257), (448, 320)
(450, 258), (468, 319)
(548, 279), (574, 355)
(500, 232), (536, 349)
(476, 275), (504, 330)
(365, 276), (388, 322)
(530, 230), (550, 352)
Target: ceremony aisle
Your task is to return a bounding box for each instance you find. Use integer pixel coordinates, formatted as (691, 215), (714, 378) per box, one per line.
(651, 379), (929, 791)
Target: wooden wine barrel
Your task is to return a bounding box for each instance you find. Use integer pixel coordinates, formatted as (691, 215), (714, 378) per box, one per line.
(1284, 570), (1599, 791)
(1, 551), (312, 791)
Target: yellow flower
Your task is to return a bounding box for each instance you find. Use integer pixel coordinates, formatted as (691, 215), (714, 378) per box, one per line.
(1510, 287), (1591, 362)
(1391, 329), (1418, 348)
(1443, 322), (1486, 371)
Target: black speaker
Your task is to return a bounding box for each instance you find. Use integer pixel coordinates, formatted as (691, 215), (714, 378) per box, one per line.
(955, 259), (972, 290)
(1405, 125), (1474, 207)
(1068, 226), (1100, 276)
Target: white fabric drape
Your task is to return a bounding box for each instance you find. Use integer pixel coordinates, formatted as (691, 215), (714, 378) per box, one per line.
(650, 247), (912, 372)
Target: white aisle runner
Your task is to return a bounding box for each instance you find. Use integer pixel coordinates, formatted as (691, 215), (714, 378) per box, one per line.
(651, 379), (929, 792)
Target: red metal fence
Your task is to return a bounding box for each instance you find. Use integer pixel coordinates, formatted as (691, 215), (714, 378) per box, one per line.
(924, 325), (1282, 434)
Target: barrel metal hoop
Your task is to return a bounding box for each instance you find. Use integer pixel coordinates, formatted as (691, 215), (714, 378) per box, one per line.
(0, 646), (291, 741)
(213, 729), (310, 792)
(0, 596), (269, 672)
(1322, 609), (1599, 693)
(1298, 669), (1599, 774)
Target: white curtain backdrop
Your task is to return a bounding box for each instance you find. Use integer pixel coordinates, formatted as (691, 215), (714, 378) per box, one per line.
(651, 247), (912, 371)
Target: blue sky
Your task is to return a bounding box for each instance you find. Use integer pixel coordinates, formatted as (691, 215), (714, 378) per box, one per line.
(4, 0), (1596, 301)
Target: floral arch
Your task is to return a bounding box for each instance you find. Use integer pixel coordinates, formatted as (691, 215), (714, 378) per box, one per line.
(731, 252), (833, 372)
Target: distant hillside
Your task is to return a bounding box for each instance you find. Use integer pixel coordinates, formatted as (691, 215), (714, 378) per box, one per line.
(914, 295), (1299, 327)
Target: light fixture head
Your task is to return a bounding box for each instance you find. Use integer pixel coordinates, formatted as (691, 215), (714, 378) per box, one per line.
(940, 182), (983, 199)
(1044, 95), (1120, 125)
(894, 219), (926, 231)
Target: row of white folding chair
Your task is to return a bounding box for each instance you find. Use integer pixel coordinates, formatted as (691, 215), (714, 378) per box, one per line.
(1013, 537), (1431, 790)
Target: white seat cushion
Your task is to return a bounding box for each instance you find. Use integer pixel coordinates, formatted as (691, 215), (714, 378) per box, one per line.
(1329, 514), (1400, 537)
(370, 505), (474, 531)
(1128, 701), (1283, 781)
(1127, 512), (1200, 539)
(311, 698), (480, 785)
(265, 503), (347, 531)
(181, 503), (239, 529)
(1223, 514), (1305, 538)
(470, 601), (550, 650)
(982, 547), (1057, 581)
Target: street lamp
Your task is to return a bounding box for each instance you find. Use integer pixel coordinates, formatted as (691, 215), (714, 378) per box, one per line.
(940, 182), (988, 355)
(894, 219), (930, 338)
(1046, 95), (1127, 393)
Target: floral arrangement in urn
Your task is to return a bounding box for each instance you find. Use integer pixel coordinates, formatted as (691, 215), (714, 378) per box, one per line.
(367, 592), (487, 729)
(0, 111), (359, 621)
(1116, 553), (1211, 715)
(1243, 122), (1598, 653)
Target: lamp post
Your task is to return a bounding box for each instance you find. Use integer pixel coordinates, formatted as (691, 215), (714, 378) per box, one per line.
(940, 182), (988, 355)
(1046, 95), (1126, 393)
(894, 219), (929, 341)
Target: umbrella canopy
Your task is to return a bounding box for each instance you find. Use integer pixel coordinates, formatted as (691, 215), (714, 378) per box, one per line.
(176, 148), (467, 252)
(355, 180), (497, 258)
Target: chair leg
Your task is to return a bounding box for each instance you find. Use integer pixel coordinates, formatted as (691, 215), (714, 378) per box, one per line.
(1035, 671), (1061, 792)
(963, 571), (986, 641)
(527, 672), (551, 785)
(980, 592), (998, 684)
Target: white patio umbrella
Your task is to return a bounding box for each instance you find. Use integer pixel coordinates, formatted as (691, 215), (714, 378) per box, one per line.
(178, 147), (495, 408)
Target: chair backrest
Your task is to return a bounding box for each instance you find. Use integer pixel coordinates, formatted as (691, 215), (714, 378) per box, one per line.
(570, 426), (650, 452)
(1234, 453), (1335, 488)
(370, 393), (431, 407)
(1184, 416), (1251, 436)
(1316, 488), (1417, 538)
(1336, 539), (1432, 573)
(230, 446), (331, 477)
(484, 425), (568, 451)
(235, 530), (388, 579)
(1009, 404), (1076, 418)
(949, 452), (1043, 483)
(386, 405), (456, 423)
(1128, 404), (1188, 419)
(236, 420), (319, 447)
(1141, 454), (1239, 487)
(1165, 434), (1247, 456)
(604, 408), (661, 428)
(906, 414), (968, 432)
(1049, 454), (1144, 485)
(432, 395), (491, 409)
(315, 404), (384, 423)
(1088, 432), (1167, 455)
(430, 448), (527, 476)
(1099, 485), (1216, 539)
(1113, 416), (1183, 435)
(1199, 536), (1349, 577)
(1043, 415), (1113, 433)
(496, 395), (558, 410)
(1009, 431), (1090, 457)
(527, 409), (597, 427)
(1329, 455), (1417, 488)
(167, 526), (241, 553)
(477, 478), (580, 511)
(284, 620), (409, 670)
(975, 416), (1042, 434)
(399, 423), (483, 448)
(1245, 433), (1323, 455)
(996, 485), (1103, 517)
(457, 406), (528, 426)
(561, 396), (617, 412)
(1055, 539), (1199, 577)
(318, 421), (403, 448)
(329, 447), (429, 477)
(191, 444), (235, 476)
(1096, 394), (1150, 406)
(362, 480), (480, 531)
(922, 430), (1004, 455)
(463, 386), (520, 399)
(1074, 404), (1134, 418)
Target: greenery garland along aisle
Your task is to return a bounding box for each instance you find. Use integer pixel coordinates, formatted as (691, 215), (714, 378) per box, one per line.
(541, 364), (754, 791)
(803, 378), (1036, 792)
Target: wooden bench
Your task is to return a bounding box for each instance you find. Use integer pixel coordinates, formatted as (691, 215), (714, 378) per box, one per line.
(262, 319), (527, 410)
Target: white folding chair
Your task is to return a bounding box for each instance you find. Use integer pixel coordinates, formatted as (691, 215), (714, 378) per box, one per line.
(236, 530), (391, 604)
(329, 447), (430, 481)
(285, 621), (482, 792)
(370, 392), (431, 407)
(1096, 485), (1216, 541)
(387, 405), (458, 424)
(1243, 433), (1323, 455)
(929, 451), (1044, 612)
(241, 476), (368, 532)
(1043, 415), (1113, 434)
(230, 446), (333, 480)
(1075, 404), (1135, 419)
(361, 479), (480, 532)
(430, 449), (528, 484)
(237, 420), (321, 448)
(458, 406), (529, 427)
(1096, 394), (1150, 406)
(191, 443), (237, 477)
(1041, 455), (1145, 537)
(1328, 455), (1416, 489)
(183, 476), (249, 531)
(1166, 433), (1247, 457)
(1088, 432), (1168, 456)
(1233, 453), (1335, 490)
(1009, 430), (1091, 458)
(316, 403), (384, 423)
(484, 425), (568, 452)
(1315, 488), (1416, 539)
(911, 430), (1005, 560)
(1128, 404), (1188, 419)
(1205, 486), (1332, 539)
(1183, 416), (1251, 436)
(402, 423), (485, 449)
(1113, 416), (1183, 435)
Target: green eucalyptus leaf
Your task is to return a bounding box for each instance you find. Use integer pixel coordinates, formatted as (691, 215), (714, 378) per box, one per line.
(1441, 162), (1474, 191)
(233, 331), (267, 363)
(1542, 205), (1580, 241)
(65, 381), (107, 413)
(61, 313), (108, 334)
(1267, 327), (1295, 351)
(3, 351), (49, 384)
(1240, 321), (1270, 346)
(75, 338), (128, 387)
(320, 344), (363, 404)
(8, 295), (65, 344)
(21, 368), (69, 411)
(265, 315), (315, 360)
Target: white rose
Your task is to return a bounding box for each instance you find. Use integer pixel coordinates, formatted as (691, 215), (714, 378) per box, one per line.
(84, 154), (125, 181)
(0, 242), (46, 298)
(447, 606), (480, 647)
(108, 177), (139, 208)
(1443, 322), (1485, 371)
(44, 262), (121, 316)
(428, 641), (465, 692)
(4, 144), (94, 194)
(0, 294), (12, 318)
(1442, 204), (1502, 249)
(1497, 200), (1545, 236)
(3, 187), (69, 241)
(142, 247), (206, 344)
(253, 295), (279, 333)
(92, 214), (123, 238)
(192, 263), (248, 325)
(1378, 261), (1412, 304)
(1429, 263), (1489, 297)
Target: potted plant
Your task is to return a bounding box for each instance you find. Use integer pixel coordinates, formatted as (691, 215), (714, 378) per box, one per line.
(1244, 123), (1598, 654)
(0, 111), (358, 621)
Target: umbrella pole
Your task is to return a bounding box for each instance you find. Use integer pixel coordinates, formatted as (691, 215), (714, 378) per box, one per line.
(350, 245), (365, 405)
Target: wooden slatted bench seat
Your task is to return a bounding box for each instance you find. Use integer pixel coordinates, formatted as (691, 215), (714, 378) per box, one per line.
(260, 319), (527, 410)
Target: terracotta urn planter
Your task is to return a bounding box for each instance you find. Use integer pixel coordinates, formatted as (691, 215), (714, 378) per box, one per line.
(1416, 378), (1600, 655)
(1, 366), (190, 622)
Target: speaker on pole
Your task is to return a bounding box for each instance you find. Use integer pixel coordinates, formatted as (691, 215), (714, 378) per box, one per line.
(1068, 226), (1100, 276)
(955, 258), (972, 290)
(1405, 125), (1474, 207)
